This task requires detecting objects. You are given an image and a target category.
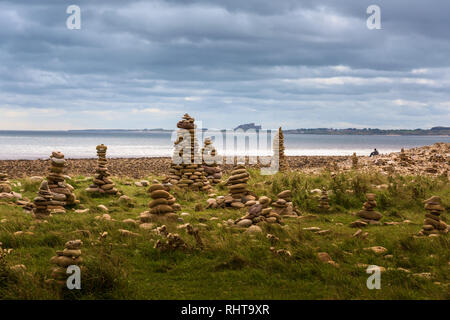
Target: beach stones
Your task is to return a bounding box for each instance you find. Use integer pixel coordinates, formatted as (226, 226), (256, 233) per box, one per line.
(318, 187), (330, 212)
(0, 173), (12, 193)
(139, 182), (180, 222)
(86, 144), (118, 195)
(356, 193), (382, 222)
(202, 137), (222, 185)
(273, 127), (287, 171)
(49, 240), (83, 286)
(32, 181), (53, 219)
(418, 196), (447, 236)
(46, 151), (77, 210)
(234, 194), (283, 227)
(165, 114), (212, 192)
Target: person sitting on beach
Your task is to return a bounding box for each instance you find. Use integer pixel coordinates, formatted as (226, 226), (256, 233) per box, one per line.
(369, 148), (379, 157)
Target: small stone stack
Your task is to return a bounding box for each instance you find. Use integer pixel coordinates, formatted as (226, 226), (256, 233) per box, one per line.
(273, 127), (287, 171)
(352, 152), (358, 169)
(419, 196), (447, 236)
(356, 193), (382, 223)
(318, 187), (330, 212)
(139, 183), (179, 222)
(202, 138), (222, 185)
(0, 173), (12, 193)
(399, 148), (412, 166)
(47, 151), (76, 209)
(226, 165), (251, 209)
(235, 196), (282, 227)
(49, 240), (83, 286)
(86, 144), (118, 195)
(32, 181), (53, 219)
(272, 190), (296, 216)
(166, 114), (211, 192)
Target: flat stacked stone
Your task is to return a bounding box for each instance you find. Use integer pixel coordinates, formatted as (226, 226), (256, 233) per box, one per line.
(419, 196), (447, 236)
(318, 187), (330, 211)
(225, 165), (251, 209)
(0, 173), (12, 193)
(47, 151), (77, 211)
(272, 190), (296, 215)
(273, 127), (287, 171)
(139, 183), (179, 222)
(166, 114), (212, 192)
(351, 152), (358, 169)
(49, 240), (83, 286)
(32, 181), (53, 219)
(202, 137), (222, 185)
(86, 144), (118, 195)
(356, 193), (382, 223)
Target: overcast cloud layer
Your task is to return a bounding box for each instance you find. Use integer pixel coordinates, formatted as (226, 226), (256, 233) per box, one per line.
(0, 0), (449, 130)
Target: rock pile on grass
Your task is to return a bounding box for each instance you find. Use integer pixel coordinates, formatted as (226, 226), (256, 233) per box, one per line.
(235, 195), (282, 227)
(139, 183), (179, 222)
(47, 151), (77, 211)
(0, 173), (12, 193)
(317, 187), (330, 212)
(350, 193), (382, 227)
(32, 181), (53, 219)
(272, 190), (297, 216)
(225, 165), (252, 209)
(86, 144), (118, 195)
(48, 240), (83, 286)
(419, 196), (448, 236)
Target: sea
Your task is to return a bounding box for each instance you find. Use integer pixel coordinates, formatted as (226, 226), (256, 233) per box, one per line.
(0, 130), (448, 160)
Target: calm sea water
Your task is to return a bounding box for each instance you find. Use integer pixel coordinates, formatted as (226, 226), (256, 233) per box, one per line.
(0, 131), (448, 160)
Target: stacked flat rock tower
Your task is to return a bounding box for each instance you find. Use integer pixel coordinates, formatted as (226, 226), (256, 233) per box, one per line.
(202, 137), (223, 185)
(47, 151), (76, 208)
(356, 193), (382, 223)
(139, 183), (179, 222)
(226, 165), (251, 208)
(419, 196), (448, 236)
(86, 144), (118, 195)
(33, 181), (53, 219)
(274, 127), (287, 171)
(272, 190), (296, 216)
(167, 114), (211, 191)
(318, 187), (330, 212)
(351, 152), (358, 169)
(0, 173), (12, 193)
(49, 240), (83, 286)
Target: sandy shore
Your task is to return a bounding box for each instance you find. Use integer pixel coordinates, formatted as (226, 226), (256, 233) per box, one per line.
(0, 156), (351, 179)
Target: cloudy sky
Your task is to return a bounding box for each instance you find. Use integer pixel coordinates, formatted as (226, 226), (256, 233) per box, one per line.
(1, 0), (449, 130)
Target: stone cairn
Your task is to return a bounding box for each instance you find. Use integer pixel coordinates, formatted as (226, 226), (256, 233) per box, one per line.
(32, 181), (53, 219)
(47, 151), (76, 210)
(86, 144), (118, 195)
(201, 137), (222, 185)
(399, 148), (412, 166)
(350, 193), (382, 227)
(139, 183), (179, 222)
(272, 190), (297, 216)
(165, 114), (211, 192)
(0, 173), (12, 193)
(419, 196), (448, 236)
(274, 127), (287, 171)
(318, 187), (330, 212)
(49, 240), (83, 286)
(225, 165), (252, 209)
(235, 196), (282, 227)
(351, 152), (358, 169)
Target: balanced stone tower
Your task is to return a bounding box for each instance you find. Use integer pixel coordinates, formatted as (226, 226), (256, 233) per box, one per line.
(47, 151), (76, 210)
(419, 196), (447, 236)
(139, 183), (179, 222)
(273, 127), (287, 171)
(49, 240), (83, 286)
(356, 193), (382, 223)
(167, 114), (211, 192)
(351, 152), (358, 169)
(318, 187), (330, 212)
(226, 165), (251, 208)
(272, 190), (296, 215)
(33, 181), (53, 219)
(86, 144), (118, 195)
(0, 173), (12, 193)
(202, 137), (222, 185)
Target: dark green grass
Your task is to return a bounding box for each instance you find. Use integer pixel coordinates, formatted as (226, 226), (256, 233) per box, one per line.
(0, 170), (448, 299)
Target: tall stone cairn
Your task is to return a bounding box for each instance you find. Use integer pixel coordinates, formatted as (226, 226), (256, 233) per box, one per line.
(86, 144), (118, 195)
(47, 151), (76, 209)
(202, 137), (222, 185)
(419, 196), (448, 236)
(166, 114), (211, 192)
(49, 240), (83, 286)
(32, 181), (53, 219)
(318, 187), (330, 212)
(139, 183), (179, 222)
(351, 152), (358, 169)
(225, 165), (251, 209)
(273, 127), (287, 171)
(0, 173), (12, 193)
(356, 193), (382, 222)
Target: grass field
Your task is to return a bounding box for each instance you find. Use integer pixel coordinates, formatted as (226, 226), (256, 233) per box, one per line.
(0, 169), (449, 300)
